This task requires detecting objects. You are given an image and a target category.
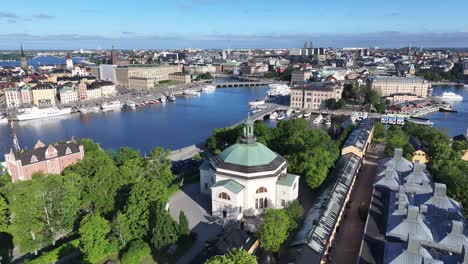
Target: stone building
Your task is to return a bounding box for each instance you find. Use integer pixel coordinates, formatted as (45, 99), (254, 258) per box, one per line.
(58, 86), (79, 104)
(290, 82), (343, 109)
(291, 71), (312, 84)
(200, 118), (300, 220)
(4, 139), (84, 182)
(369, 76), (430, 98)
(4, 87), (22, 108)
(115, 64), (182, 89)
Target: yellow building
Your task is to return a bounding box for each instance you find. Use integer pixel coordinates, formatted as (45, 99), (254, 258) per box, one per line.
(409, 136), (429, 164)
(32, 83), (57, 106)
(341, 119), (374, 159)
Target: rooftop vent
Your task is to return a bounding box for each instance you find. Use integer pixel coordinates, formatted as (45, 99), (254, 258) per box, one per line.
(434, 183), (447, 198)
(407, 205), (419, 222)
(407, 237), (422, 254)
(394, 148), (403, 160)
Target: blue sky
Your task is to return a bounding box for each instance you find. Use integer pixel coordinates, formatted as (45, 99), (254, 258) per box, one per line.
(1, 0), (467, 49)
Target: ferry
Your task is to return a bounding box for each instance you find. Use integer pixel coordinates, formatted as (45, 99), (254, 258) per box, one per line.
(167, 94), (176, 102)
(126, 101), (136, 108)
(249, 98), (266, 107)
(313, 114), (324, 124)
(269, 111), (279, 119)
(303, 111), (312, 118)
(184, 89), (201, 96)
(16, 107), (72, 121)
(407, 117), (434, 127)
(79, 105), (101, 113)
(101, 101), (122, 111)
(437, 92), (463, 101)
(202, 84), (216, 92)
(160, 96), (167, 103)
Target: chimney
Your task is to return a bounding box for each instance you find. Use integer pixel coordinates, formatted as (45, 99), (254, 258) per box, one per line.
(434, 183), (447, 198)
(451, 221), (463, 235)
(407, 237), (421, 254)
(394, 148), (403, 160)
(407, 205), (419, 221)
(413, 163), (423, 174)
(398, 193), (408, 212)
(419, 205), (428, 214)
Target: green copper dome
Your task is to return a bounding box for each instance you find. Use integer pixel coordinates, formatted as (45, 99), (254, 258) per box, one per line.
(218, 142), (278, 167)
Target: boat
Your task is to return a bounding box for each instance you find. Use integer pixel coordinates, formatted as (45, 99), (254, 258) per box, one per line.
(16, 107), (72, 121)
(167, 94), (176, 102)
(407, 116), (433, 127)
(202, 84), (216, 92)
(303, 111), (312, 118)
(101, 101), (122, 111)
(267, 84), (291, 96)
(79, 105), (101, 113)
(313, 114), (323, 124)
(325, 115), (332, 125)
(286, 108), (293, 116)
(184, 89), (201, 96)
(295, 112), (303, 118)
(269, 111), (279, 119)
(439, 107), (458, 113)
(0, 115), (8, 124)
(277, 113), (285, 120)
(437, 92), (463, 101)
(350, 111), (359, 122)
(249, 98), (266, 107)
(126, 101), (136, 108)
(160, 96), (167, 103)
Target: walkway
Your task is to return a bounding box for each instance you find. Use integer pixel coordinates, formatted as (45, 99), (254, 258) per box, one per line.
(168, 183), (222, 264)
(330, 143), (385, 264)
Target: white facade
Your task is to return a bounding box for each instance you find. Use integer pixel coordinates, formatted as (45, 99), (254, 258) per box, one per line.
(4, 88), (22, 108)
(100, 84), (117, 98)
(72, 66), (88, 77)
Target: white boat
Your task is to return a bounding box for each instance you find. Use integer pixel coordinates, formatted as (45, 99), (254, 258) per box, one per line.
(202, 84), (216, 92)
(168, 94), (176, 102)
(303, 111), (312, 118)
(267, 84), (291, 96)
(184, 89), (200, 96)
(269, 111), (279, 119)
(101, 101), (122, 111)
(277, 113), (285, 120)
(16, 107), (72, 121)
(325, 115), (332, 125)
(437, 92), (463, 101)
(80, 105), (101, 113)
(0, 115), (8, 124)
(350, 111), (359, 122)
(313, 113), (323, 124)
(286, 108), (293, 116)
(249, 98), (266, 107)
(295, 112), (303, 118)
(126, 101), (136, 108)
(408, 117), (433, 127)
(160, 96), (167, 103)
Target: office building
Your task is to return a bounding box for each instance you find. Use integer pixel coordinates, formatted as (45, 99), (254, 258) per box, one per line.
(290, 82), (343, 109)
(370, 76), (430, 98)
(115, 64), (182, 89)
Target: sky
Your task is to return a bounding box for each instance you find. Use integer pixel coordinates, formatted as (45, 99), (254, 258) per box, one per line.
(0, 0), (468, 49)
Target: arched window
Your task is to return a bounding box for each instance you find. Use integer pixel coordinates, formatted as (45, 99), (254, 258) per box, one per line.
(256, 187), (268, 193)
(218, 192), (231, 200)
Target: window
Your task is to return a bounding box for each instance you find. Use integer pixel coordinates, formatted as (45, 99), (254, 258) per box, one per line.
(255, 198), (268, 209)
(218, 192), (230, 200)
(281, 199), (286, 207)
(256, 187), (268, 193)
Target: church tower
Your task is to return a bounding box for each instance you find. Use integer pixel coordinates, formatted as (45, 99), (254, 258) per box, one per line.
(20, 44), (27, 69)
(66, 51), (73, 69)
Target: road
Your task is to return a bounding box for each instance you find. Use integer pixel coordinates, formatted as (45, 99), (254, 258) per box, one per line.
(330, 143), (384, 264)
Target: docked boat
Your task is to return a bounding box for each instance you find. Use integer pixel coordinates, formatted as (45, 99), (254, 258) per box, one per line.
(249, 98), (266, 107)
(80, 105), (101, 113)
(267, 84), (291, 96)
(184, 89), (200, 96)
(167, 94), (176, 102)
(437, 92), (463, 101)
(439, 107), (458, 113)
(325, 115), (332, 125)
(277, 113), (285, 120)
(202, 84), (216, 92)
(160, 96), (167, 103)
(295, 112), (304, 118)
(286, 108), (293, 116)
(350, 111), (359, 122)
(126, 101), (136, 108)
(313, 114), (324, 124)
(407, 117), (433, 127)
(16, 107), (72, 121)
(0, 115), (8, 124)
(101, 101), (122, 111)
(303, 111), (312, 118)
(269, 111), (279, 119)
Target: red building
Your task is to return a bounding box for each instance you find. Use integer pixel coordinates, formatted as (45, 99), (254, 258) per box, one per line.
(4, 139), (84, 182)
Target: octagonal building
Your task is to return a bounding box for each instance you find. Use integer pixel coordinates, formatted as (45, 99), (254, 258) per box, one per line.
(200, 117), (300, 220)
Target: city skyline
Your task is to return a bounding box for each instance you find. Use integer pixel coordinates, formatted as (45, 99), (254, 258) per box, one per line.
(1, 0), (468, 49)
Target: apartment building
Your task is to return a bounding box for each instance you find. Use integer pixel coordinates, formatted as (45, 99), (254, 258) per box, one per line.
(290, 82), (343, 109)
(32, 83), (57, 106)
(369, 76), (430, 97)
(58, 86), (79, 104)
(291, 71), (312, 84)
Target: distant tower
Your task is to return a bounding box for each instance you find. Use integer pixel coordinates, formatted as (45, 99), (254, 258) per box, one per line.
(20, 44), (27, 69)
(303, 41), (307, 49)
(309, 40), (313, 49)
(66, 51), (73, 69)
(407, 43), (412, 56)
(111, 46), (118, 65)
(227, 41), (231, 59)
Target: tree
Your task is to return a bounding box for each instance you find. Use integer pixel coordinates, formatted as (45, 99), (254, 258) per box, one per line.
(79, 213), (112, 264)
(144, 147), (174, 187)
(205, 248), (257, 264)
(114, 147), (141, 167)
(150, 203), (179, 251)
(178, 211), (190, 237)
(325, 98), (337, 109)
(373, 122), (385, 140)
(120, 239), (151, 264)
(336, 98), (347, 109)
(285, 200), (303, 229)
(385, 126), (408, 157)
(0, 195), (8, 232)
(365, 88), (381, 106)
(258, 209), (291, 253)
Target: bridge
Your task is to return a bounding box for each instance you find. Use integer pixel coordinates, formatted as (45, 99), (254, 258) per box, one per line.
(213, 80), (279, 88)
(230, 103), (289, 127)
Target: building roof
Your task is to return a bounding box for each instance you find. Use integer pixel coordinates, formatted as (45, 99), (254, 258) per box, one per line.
(211, 179), (244, 194)
(291, 81), (340, 92)
(218, 142), (278, 167)
(343, 119), (374, 152)
(58, 86), (75, 93)
(277, 173), (299, 187)
(372, 76), (425, 84)
(11, 140), (81, 166)
(32, 83), (55, 90)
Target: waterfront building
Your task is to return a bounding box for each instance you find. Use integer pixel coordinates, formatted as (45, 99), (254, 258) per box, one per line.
(199, 118), (300, 220)
(221, 61), (241, 73)
(290, 82), (343, 109)
(89, 80), (116, 98)
(32, 83), (57, 106)
(291, 70), (312, 84)
(4, 87), (22, 108)
(341, 119), (374, 159)
(86, 84), (103, 100)
(78, 79), (88, 101)
(66, 52), (73, 69)
(384, 93), (421, 103)
(58, 86), (79, 104)
(128, 77), (155, 90)
(20, 85), (33, 105)
(409, 136), (429, 164)
(168, 72), (191, 84)
(115, 64), (182, 89)
(369, 76), (430, 98)
(4, 139), (84, 182)
(184, 64), (217, 74)
(359, 149), (468, 263)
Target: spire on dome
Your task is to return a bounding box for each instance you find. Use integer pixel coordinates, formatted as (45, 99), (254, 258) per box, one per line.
(241, 114), (256, 144)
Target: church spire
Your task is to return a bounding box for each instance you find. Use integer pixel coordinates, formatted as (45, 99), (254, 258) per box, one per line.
(20, 43), (28, 69)
(241, 114), (256, 144)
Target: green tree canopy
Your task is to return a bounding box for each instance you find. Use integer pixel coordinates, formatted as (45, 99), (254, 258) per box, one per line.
(205, 248), (257, 264)
(120, 239), (151, 264)
(0, 194), (8, 232)
(178, 211), (190, 237)
(258, 209), (291, 253)
(79, 213), (112, 264)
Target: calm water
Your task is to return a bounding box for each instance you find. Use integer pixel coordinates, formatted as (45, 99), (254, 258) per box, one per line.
(0, 87), (268, 160)
(0, 55), (89, 68)
(428, 86), (468, 137)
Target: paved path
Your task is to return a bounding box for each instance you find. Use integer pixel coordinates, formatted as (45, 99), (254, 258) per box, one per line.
(168, 183), (222, 264)
(330, 143), (385, 264)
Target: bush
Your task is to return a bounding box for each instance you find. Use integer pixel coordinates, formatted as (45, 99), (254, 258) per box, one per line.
(120, 239), (151, 264)
(28, 239), (80, 264)
(285, 200), (304, 229)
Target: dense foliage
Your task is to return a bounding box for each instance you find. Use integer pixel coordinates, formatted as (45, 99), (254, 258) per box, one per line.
(0, 139), (185, 263)
(258, 209), (292, 253)
(325, 98), (347, 109)
(120, 239), (152, 264)
(205, 248), (257, 264)
(194, 72), (213, 81)
(207, 119), (341, 190)
(416, 63), (465, 82)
